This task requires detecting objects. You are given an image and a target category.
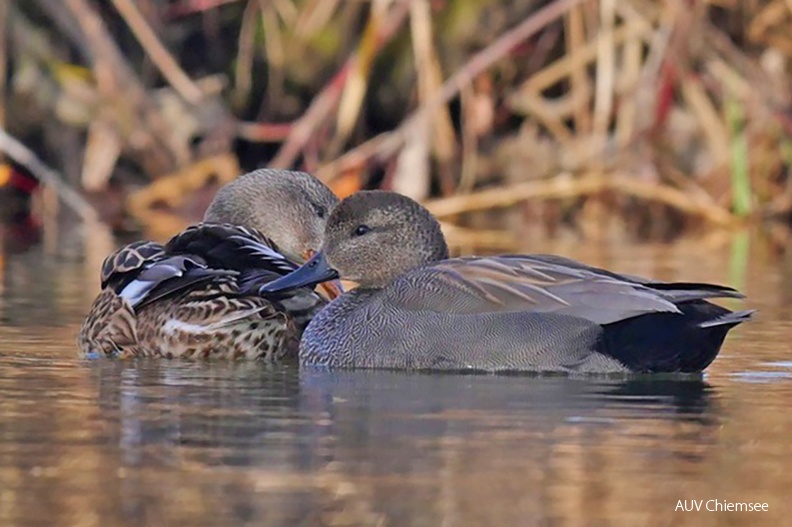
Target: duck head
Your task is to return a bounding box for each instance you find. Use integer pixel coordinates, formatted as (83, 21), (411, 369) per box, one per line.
(204, 168), (338, 265)
(262, 190), (449, 293)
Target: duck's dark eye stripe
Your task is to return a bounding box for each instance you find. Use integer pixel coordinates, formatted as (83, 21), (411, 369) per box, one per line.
(353, 225), (371, 236)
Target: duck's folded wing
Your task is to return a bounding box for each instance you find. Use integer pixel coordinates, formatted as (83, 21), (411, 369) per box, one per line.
(166, 223), (298, 274)
(122, 256), (238, 310)
(101, 224), (297, 311)
(100, 241), (224, 310)
(387, 255), (742, 325)
(509, 254), (745, 302)
(166, 223), (327, 325)
(165, 222), (311, 295)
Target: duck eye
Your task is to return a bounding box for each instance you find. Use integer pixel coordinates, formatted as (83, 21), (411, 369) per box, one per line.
(353, 224), (371, 237)
(313, 205), (326, 219)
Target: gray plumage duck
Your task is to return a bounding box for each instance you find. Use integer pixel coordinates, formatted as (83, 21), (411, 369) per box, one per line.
(78, 169), (341, 360)
(261, 190), (754, 374)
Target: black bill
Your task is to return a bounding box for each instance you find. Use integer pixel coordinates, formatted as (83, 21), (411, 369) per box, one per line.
(259, 251), (340, 294)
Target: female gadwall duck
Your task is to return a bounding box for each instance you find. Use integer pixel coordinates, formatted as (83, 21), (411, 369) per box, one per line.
(261, 191), (754, 373)
(78, 169), (340, 360)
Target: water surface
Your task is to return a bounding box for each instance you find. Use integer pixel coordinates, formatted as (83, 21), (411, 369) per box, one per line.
(1, 222), (790, 526)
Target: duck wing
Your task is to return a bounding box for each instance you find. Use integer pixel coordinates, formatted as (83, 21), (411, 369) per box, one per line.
(165, 223), (298, 276)
(386, 255), (743, 325)
(519, 254), (745, 303)
(105, 223), (308, 312)
(166, 223), (327, 326)
(100, 241), (221, 310)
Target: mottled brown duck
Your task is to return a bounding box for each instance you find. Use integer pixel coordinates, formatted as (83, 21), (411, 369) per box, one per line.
(261, 191), (754, 374)
(78, 169), (340, 360)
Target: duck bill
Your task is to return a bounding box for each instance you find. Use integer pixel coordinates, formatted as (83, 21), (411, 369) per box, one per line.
(302, 250), (344, 300)
(261, 251), (340, 294)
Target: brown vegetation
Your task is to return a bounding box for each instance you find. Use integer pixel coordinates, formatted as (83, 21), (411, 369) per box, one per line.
(1, 0), (791, 242)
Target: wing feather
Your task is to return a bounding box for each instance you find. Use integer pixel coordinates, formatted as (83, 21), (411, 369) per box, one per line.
(102, 223), (315, 312)
(383, 255), (739, 325)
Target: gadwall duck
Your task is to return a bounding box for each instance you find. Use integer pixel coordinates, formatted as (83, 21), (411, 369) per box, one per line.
(261, 191), (754, 373)
(78, 169), (340, 359)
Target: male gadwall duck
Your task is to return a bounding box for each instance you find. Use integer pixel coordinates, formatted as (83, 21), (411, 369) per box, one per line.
(261, 191), (754, 373)
(78, 169), (340, 359)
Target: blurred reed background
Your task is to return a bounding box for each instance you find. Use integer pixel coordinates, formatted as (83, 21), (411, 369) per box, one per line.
(0, 0), (791, 252)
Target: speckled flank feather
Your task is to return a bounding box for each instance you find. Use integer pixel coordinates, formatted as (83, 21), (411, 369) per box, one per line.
(133, 288), (299, 360)
(78, 289), (138, 357)
(79, 271), (303, 360)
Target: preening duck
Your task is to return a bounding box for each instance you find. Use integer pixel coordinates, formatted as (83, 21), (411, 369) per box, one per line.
(78, 169), (340, 359)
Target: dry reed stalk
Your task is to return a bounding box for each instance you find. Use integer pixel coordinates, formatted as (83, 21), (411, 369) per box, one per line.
(233, 0), (259, 109)
(614, 1), (649, 146)
(592, 0), (616, 146)
(111, 0), (204, 104)
(374, 0), (590, 163)
(680, 76), (731, 166)
(0, 126), (99, 222)
(615, 32), (641, 146)
(315, 134), (389, 181)
(271, 1), (409, 169)
(660, 161), (723, 204)
(258, 0), (286, 115)
(747, 1), (786, 43)
(392, 115), (431, 199)
(523, 20), (656, 97)
(332, 0), (389, 156)
(271, 0), (298, 26)
(316, 0), (589, 183)
(511, 96), (574, 142)
(81, 119), (122, 191)
(761, 34), (792, 58)
(270, 67), (348, 169)
(235, 122), (293, 142)
(165, 0), (243, 19)
(424, 172), (737, 227)
(631, 4), (673, 133)
(704, 22), (778, 104)
(408, 0), (456, 196)
(56, 0), (187, 173)
(565, 5), (591, 135)
(458, 84), (478, 194)
(704, 60), (752, 100)
(510, 13), (656, 141)
(294, 0), (340, 40)
(0, 0), (7, 132)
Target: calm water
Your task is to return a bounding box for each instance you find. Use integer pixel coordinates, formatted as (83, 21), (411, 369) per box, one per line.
(1, 221), (791, 526)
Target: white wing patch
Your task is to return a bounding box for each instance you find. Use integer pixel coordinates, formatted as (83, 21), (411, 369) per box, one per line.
(162, 307), (268, 335)
(119, 278), (171, 307)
